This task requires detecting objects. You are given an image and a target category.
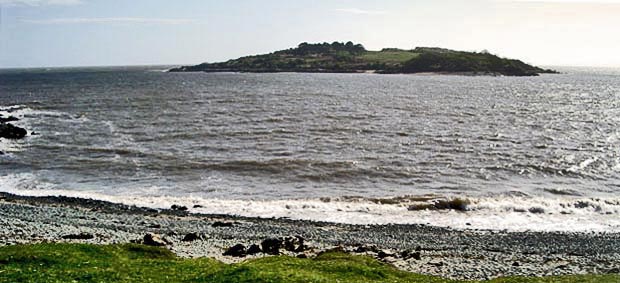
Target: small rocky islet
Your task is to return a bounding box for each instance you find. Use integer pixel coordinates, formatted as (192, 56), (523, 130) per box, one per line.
(0, 112), (28, 152)
(170, 41), (557, 76)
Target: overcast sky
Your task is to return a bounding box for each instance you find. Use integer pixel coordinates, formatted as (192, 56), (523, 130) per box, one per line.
(1, 0), (619, 68)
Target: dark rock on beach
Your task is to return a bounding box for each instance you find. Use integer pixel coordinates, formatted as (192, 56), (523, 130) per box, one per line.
(401, 250), (422, 260)
(170, 204), (188, 211)
(377, 249), (396, 259)
(354, 244), (381, 254)
(182, 232), (201, 242)
(283, 235), (307, 253)
(0, 123), (27, 139)
(247, 244), (262, 255)
(62, 233), (95, 240)
(143, 233), (170, 247)
(261, 238), (283, 255)
(408, 198), (470, 211)
(212, 221), (234, 228)
(223, 244), (247, 257)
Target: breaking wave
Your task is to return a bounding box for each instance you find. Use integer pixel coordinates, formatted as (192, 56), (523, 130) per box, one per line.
(1, 173), (618, 232)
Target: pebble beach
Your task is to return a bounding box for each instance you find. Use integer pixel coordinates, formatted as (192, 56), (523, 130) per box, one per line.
(1, 192), (618, 280)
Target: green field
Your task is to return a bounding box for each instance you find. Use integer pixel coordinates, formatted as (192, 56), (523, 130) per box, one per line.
(358, 50), (420, 64)
(0, 244), (617, 283)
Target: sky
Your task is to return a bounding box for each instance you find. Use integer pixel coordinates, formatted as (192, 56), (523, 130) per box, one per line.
(0, 0), (619, 68)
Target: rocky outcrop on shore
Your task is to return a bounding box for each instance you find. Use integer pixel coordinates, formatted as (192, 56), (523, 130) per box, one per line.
(221, 236), (309, 257)
(0, 121), (27, 140)
(0, 113), (28, 141)
(0, 192), (618, 280)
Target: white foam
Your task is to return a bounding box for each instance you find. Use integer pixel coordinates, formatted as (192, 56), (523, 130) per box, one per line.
(568, 157), (598, 173)
(0, 174), (618, 233)
(1, 104), (80, 126)
(0, 104), (87, 153)
(0, 138), (22, 154)
(0, 105), (27, 112)
(5, 107), (68, 119)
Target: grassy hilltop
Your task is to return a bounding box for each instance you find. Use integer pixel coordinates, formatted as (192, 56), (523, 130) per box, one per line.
(170, 42), (556, 76)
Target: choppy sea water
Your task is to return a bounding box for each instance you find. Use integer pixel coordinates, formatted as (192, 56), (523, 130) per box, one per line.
(1, 66), (619, 231)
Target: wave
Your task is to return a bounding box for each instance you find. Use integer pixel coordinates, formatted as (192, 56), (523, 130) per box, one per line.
(1, 173), (618, 232)
(0, 105), (74, 121)
(0, 104), (83, 154)
(196, 159), (430, 182)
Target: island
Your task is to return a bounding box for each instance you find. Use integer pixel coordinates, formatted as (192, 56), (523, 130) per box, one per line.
(169, 41), (557, 76)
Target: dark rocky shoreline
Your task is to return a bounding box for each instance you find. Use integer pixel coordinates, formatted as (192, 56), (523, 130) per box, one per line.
(0, 111), (28, 145)
(0, 192), (618, 280)
(0, 122), (27, 140)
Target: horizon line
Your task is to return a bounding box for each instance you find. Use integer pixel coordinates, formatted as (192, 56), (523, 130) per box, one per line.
(1, 63), (619, 71)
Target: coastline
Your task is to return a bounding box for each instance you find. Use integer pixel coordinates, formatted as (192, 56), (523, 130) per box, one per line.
(168, 69), (547, 77)
(1, 192), (618, 280)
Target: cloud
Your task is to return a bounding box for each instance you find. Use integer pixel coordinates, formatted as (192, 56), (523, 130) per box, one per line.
(334, 8), (387, 15)
(0, 0), (82, 6)
(22, 17), (197, 25)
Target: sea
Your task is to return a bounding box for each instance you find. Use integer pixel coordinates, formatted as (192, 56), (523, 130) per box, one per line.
(1, 66), (619, 232)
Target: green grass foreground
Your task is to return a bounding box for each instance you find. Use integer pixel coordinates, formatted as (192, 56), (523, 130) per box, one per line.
(0, 244), (617, 283)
